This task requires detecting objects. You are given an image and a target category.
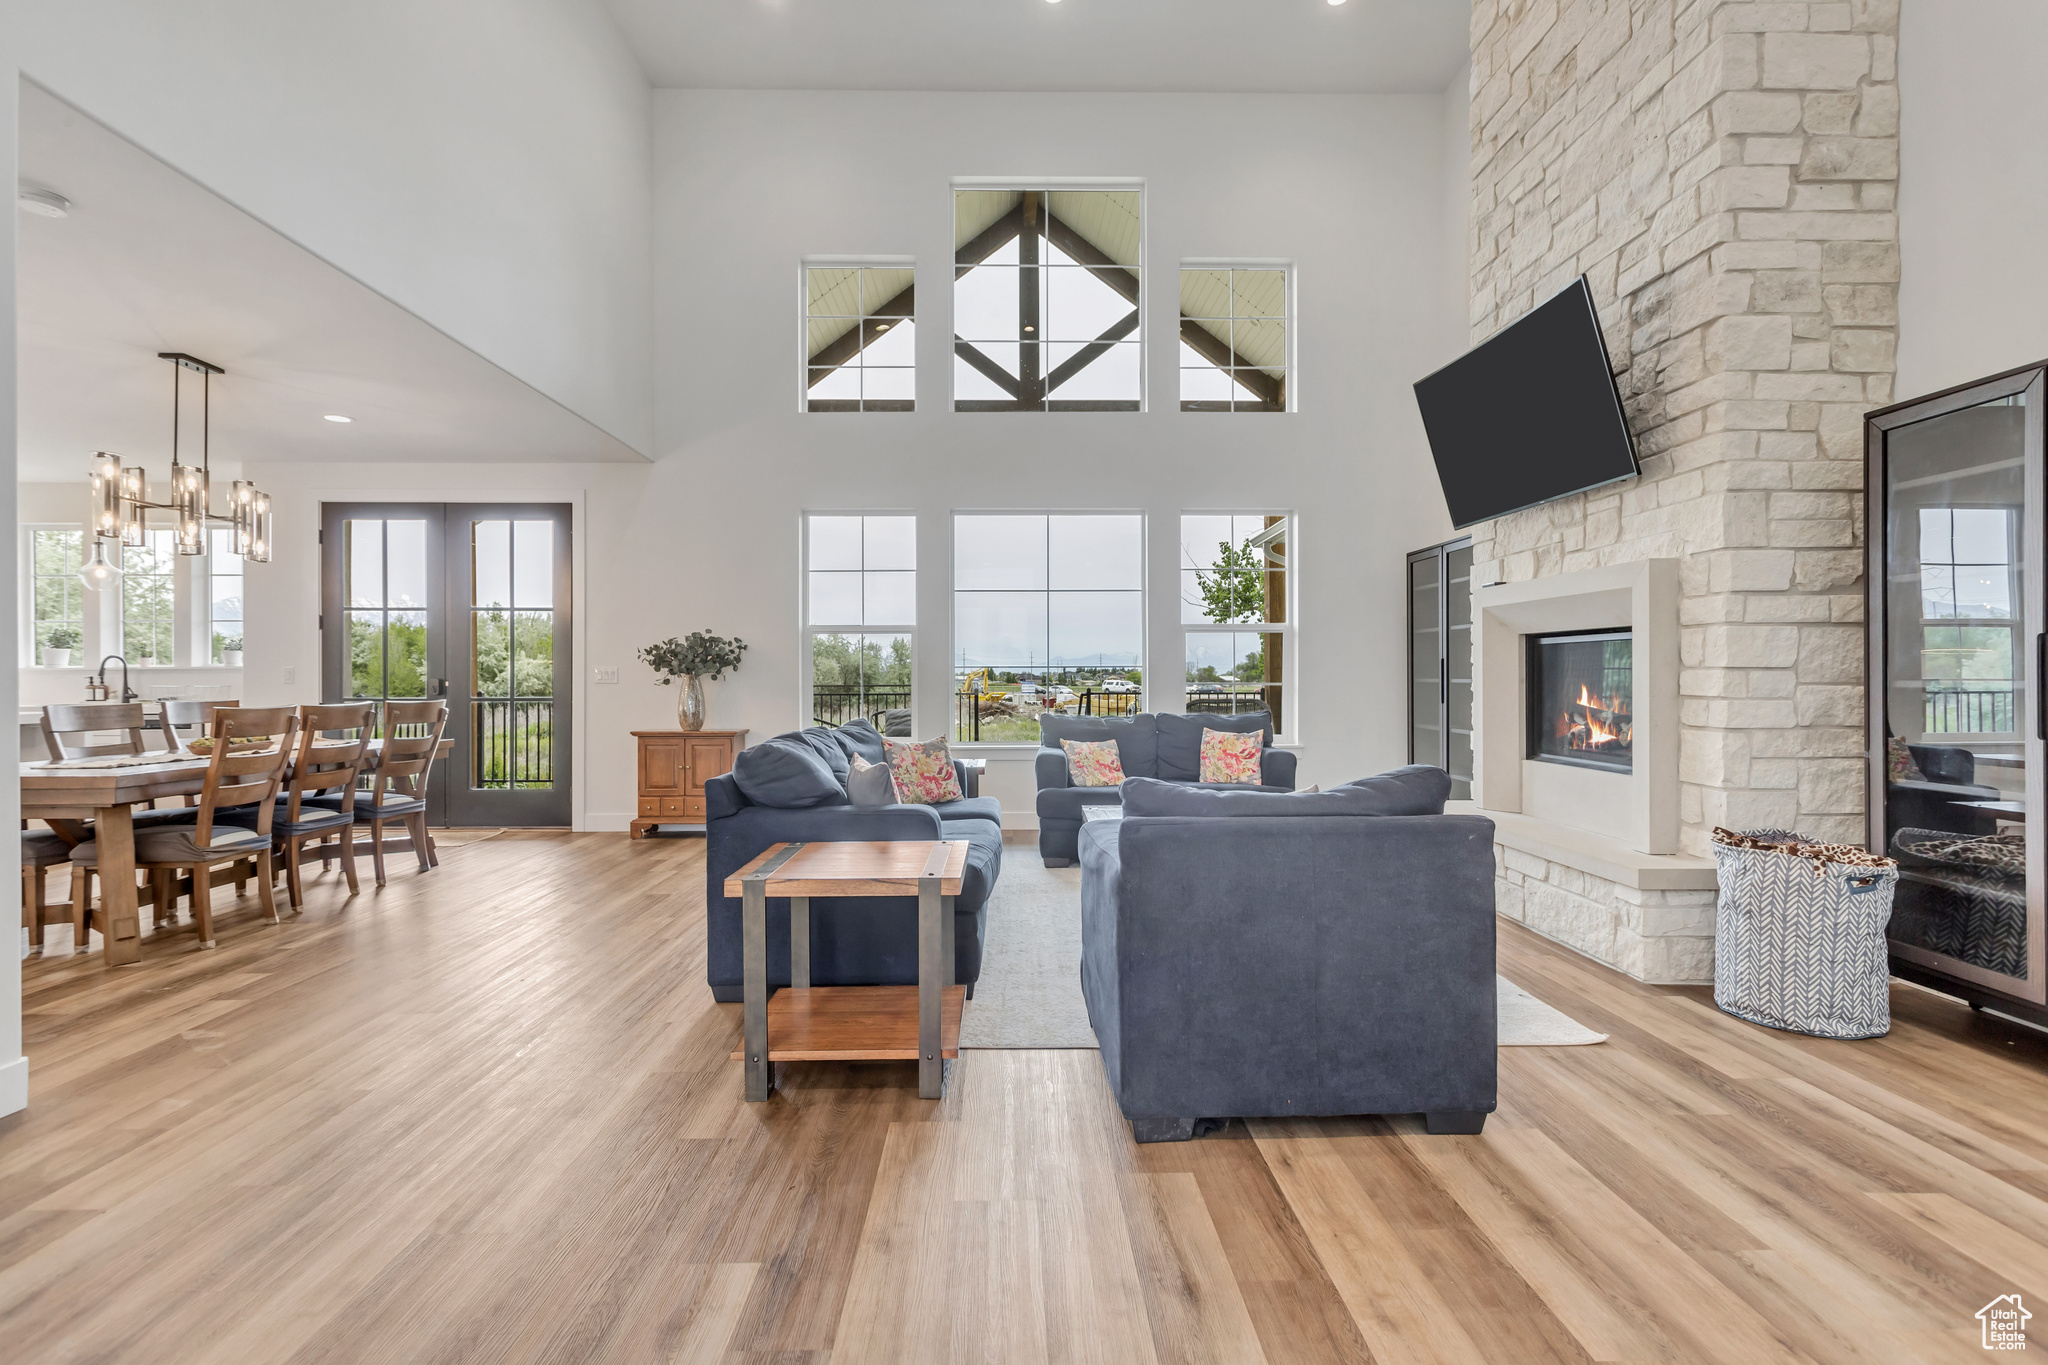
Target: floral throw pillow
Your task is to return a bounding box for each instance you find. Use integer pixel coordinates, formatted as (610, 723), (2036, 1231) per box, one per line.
(1200, 728), (1265, 785)
(1061, 738), (1126, 787)
(884, 735), (965, 805)
(1886, 737), (1925, 783)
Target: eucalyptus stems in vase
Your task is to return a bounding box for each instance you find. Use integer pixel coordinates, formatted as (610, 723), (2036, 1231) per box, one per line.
(640, 632), (747, 732)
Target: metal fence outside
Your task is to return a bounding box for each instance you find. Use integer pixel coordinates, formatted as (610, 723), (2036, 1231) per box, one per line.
(1924, 687), (2017, 735)
(812, 686), (913, 728)
(473, 699), (554, 788)
(950, 688), (1145, 741)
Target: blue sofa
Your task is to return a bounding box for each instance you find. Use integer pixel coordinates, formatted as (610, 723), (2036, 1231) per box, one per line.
(704, 719), (1002, 1003)
(1079, 771), (1497, 1142)
(1035, 711), (1296, 866)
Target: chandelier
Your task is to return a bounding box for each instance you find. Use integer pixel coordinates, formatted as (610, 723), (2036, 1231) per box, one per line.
(80, 352), (270, 590)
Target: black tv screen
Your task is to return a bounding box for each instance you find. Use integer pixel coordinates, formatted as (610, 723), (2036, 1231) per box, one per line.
(1413, 276), (1638, 529)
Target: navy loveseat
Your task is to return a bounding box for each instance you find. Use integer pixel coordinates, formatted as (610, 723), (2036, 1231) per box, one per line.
(704, 720), (1002, 1003)
(1079, 770), (1497, 1142)
(1035, 711), (1296, 866)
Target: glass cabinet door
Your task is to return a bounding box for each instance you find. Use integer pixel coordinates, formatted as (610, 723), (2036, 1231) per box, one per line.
(1407, 538), (1474, 800)
(1875, 369), (2046, 1003)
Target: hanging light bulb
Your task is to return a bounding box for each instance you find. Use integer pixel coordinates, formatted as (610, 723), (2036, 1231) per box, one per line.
(172, 462), (208, 555)
(231, 479), (257, 555)
(120, 466), (148, 547)
(90, 452), (124, 540)
(79, 539), (122, 591)
(248, 489), (272, 563)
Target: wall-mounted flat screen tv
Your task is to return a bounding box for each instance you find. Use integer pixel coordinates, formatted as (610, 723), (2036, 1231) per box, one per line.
(1413, 276), (1638, 529)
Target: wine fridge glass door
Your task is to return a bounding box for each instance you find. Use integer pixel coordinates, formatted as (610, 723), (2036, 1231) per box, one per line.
(1876, 371), (2046, 1002)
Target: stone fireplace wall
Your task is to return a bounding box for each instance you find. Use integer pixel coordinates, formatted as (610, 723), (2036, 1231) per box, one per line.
(1465, 0), (1899, 859)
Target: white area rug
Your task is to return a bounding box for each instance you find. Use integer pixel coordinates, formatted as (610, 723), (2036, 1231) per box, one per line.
(1497, 976), (1608, 1045)
(958, 855), (1096, 1048)
(958, 848), (1608, 1049)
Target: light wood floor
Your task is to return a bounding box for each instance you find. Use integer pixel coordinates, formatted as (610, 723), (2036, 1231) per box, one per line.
(5, 832), (2048, 1363)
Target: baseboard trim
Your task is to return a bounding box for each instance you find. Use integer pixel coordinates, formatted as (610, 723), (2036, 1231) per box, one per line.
(0, 1055), (27, 1118)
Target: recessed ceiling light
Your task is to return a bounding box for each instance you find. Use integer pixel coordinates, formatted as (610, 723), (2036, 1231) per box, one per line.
(19, 187), (70, 218)
(323, 414), (352, 423)
(1328, 0), (1348, 6)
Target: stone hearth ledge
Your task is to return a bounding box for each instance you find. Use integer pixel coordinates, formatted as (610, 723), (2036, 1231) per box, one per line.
(1450, 800), (1719, 986)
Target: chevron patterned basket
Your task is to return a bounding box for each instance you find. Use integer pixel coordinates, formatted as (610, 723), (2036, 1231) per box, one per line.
(1710, 828), (1899, 1040)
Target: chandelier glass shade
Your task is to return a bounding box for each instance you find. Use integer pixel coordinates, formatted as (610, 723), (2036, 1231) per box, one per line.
(83, 353), (271, 589)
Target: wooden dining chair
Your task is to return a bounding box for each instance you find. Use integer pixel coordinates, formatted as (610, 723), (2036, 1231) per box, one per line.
(230, 702), (376, 907)
(22, 827), (73, 953)
(158, 699), (240, 754)
(67, 706), (300, 951)
(41, 703), (151, 761)
(311, 700), (447, 886)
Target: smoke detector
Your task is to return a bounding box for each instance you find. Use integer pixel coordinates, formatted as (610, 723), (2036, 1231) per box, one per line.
(19, 187), (70, 218)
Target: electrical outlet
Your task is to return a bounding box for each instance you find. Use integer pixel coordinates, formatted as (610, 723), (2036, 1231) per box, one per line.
(594, 666), (620, 684)
(282, 666), (295, 684)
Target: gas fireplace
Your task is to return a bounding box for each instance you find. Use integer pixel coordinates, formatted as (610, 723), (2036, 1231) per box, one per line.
(1528, 630), (1633, 773)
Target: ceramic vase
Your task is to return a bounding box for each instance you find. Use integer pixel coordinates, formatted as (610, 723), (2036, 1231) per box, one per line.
(679, 673), (707, 731)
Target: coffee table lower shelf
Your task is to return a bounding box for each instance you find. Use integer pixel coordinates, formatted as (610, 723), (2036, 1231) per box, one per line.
(728, 985), (964, 1062)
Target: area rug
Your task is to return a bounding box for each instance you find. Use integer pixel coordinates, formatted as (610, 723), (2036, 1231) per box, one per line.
(1497, 976), (1608, 1045)
(957, 855), (1096, 1048)
(957, 849), (1608, 1049)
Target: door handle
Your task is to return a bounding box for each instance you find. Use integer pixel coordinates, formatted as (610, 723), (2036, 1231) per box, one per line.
(1440, 656), (1449, 705)
(2037, 634), (2045, 741)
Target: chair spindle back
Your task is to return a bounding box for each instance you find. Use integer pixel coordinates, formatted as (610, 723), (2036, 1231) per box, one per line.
(192, 707), (300, 849)
(41, 703), (150, 761)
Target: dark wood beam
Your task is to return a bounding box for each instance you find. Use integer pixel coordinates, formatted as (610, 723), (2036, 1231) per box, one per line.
(1018, 191), (1042, 406)
(1042, 211), (1139, 305)
(1045, 310), (1141, 394)
(952, 339), (1022, 399)
(1176, 316), (1283, 409)
(806, 282), (916, 385)
(954, 202), (1026, 275)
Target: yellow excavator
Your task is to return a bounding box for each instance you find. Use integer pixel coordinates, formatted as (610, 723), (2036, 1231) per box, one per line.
(960, 667), (1008, 699)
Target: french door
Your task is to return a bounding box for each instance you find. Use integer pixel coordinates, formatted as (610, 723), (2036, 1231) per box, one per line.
(1407, 537), (1474, 800)
(321, 503), (573, 827)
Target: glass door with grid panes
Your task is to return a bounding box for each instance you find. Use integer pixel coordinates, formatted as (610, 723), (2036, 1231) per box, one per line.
(445, 505), (570, 826)
(321, 502), (572, 827)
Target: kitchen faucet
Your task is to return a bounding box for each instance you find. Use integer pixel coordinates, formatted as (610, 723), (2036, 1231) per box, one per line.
(88, 654), (137, 704)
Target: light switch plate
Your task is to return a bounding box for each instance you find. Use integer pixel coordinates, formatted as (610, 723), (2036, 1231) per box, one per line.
(282, 666), (296, 684)
(594, 666), (620, 684)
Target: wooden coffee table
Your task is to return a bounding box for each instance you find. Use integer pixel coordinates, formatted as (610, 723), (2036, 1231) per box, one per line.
(723, 839), (969, 1101)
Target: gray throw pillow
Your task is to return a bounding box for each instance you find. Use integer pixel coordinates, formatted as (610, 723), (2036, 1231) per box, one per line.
(846, 755), (901, 807)
(731, 738), (847, 809)
(830, 719), (887, 767)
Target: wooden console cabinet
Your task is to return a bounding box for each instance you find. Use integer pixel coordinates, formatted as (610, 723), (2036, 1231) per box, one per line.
(630, 729), (747, 839)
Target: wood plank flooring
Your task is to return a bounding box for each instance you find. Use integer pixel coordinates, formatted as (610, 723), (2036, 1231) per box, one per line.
(4, 831), (2048, 1362)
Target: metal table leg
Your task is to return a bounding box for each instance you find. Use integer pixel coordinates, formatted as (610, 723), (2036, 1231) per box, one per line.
(741, 843), (806, 1103)
(743, 876), (770, 1102)
(918, 871), (943, 1099)
(790, 895), (810, 990)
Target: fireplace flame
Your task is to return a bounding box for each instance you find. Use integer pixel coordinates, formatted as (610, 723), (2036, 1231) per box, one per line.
(1563, 683), (1630, 752)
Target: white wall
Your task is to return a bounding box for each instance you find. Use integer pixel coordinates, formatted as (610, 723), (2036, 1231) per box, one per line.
(18, 0), (654, 455)
(3, 55), (27, 1116)
(650, 89), (1457, 823)
(1896, 0), (2048, 398)
(1438, 61), (1474, 366)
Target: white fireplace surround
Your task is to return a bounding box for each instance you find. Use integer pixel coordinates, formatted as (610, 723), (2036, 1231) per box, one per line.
(1475, 559), (1681, 856)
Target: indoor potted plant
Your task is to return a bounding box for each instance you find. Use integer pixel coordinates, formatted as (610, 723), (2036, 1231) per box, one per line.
(42, 625), (78, 669)
(220, 635), (244, 667)
(640, 631), (747, 731)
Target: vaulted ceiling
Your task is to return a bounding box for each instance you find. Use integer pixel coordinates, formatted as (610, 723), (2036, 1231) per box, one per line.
(601, 0), (1472, 94)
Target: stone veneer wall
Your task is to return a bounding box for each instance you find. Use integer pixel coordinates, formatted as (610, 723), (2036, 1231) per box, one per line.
(1466, 0), (1899, 859)
(1496, 847), (1719, 981)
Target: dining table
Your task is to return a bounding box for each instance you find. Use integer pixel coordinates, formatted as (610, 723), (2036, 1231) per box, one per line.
(20, 737), (456, 968)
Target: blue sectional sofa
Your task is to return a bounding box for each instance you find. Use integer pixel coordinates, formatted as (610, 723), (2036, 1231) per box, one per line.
(1035, 711), (1296, 866)
(703, 719), (1002, 1003)
(1079, 769), (1497, 1142)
